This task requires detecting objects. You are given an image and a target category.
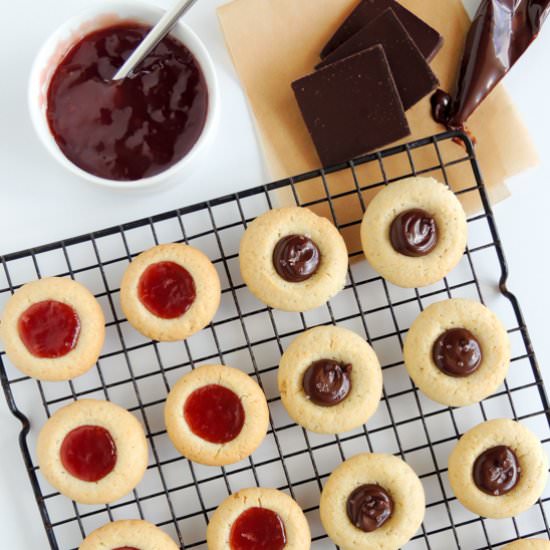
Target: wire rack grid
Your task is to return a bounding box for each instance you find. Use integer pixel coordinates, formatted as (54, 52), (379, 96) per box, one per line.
(1, 131), (549, 550)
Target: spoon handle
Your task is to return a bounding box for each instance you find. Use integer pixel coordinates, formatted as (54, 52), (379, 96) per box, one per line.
(113, 0), (199, 81)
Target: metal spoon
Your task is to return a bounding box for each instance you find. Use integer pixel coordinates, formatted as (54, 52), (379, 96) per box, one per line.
(112, 0), (199, 81)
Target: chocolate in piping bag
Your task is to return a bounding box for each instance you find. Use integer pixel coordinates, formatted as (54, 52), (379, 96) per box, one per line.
(432, 0), (550, 130)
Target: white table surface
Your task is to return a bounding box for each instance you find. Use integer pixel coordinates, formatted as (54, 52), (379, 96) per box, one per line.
(0, 0), (549, 547)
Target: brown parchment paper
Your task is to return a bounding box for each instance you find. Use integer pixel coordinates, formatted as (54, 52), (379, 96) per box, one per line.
(218, 0), (538, 253)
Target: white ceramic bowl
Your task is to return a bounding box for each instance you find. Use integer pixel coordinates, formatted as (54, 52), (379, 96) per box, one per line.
(29, 0), (220, 190)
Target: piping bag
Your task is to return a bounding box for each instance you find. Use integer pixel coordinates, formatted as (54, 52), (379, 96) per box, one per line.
(432, 0), (550, 130)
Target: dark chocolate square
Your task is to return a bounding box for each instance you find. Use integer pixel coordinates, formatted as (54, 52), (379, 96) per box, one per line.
(292, 45), (410, 167)
(317, 8), (439, 109)
(321, 0), (443, 62)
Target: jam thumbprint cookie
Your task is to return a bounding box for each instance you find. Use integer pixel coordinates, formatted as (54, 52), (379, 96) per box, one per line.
(120, 243), (221, 341)
(239, 207), (348, 312)
(164, 365), (269, 466)
(403, 298), (510, 407)
(207, 487), (311, 550)
(278, 325), (382, 434)
(503, 541), (550, 549)
(37, 399), (148, 504)
(79, 519), (179, 550)
(0, 277), (105, 381)
(448, 419), (548, 518)
(360, 177), (468, 288)
(320, 453), (425, 550)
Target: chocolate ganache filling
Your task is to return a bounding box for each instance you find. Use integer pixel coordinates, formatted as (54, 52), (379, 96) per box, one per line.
(302, 359), (352, 406)
(273, 235), (320, 282)
(432, 328), (482, 377)
(346, 484), (394, 532)
(390, 209), (437, 257)
(473, 445), (520, 496)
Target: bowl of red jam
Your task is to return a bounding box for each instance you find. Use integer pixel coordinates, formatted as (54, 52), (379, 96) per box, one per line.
(29, 1), (219, 189)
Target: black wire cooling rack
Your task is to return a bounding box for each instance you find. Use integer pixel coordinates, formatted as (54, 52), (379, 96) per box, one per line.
(1, 131), (549, 550)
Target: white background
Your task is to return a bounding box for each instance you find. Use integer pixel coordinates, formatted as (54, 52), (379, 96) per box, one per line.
(0, 0), (549, 547)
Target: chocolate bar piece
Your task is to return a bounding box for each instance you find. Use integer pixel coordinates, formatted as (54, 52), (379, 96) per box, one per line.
(321, 0), (442, 62)
(317, 9), (439, 110)
(292, 45), (410, 167)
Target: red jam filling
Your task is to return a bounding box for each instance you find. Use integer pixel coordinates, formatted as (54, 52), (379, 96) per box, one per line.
(230, 507), (287, 550)
(184, 384), (245, 444)
(138, 261), (196, 319)
(60, 425), (117, 482)
(18, 300), (80, 358)
(46, 23), (208, 181)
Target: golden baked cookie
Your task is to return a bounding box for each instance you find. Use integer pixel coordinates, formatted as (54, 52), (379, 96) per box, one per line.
(79, 519), (179, 550)
(0, 277), (105, 381)
(503, 540), (550, 549)
(206, 487), (311, 550)
(120, 243), (220, 341)
(37, 399), (148, 505)
(164, 364), (269, 466)
(239, 207), (348, 312)
(403, 298), (510, 407)
(448, 419), (548, 518)
(360, 177), (468, 288)
(320, 453), (425, 550)
(278, 325), (382, 434)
